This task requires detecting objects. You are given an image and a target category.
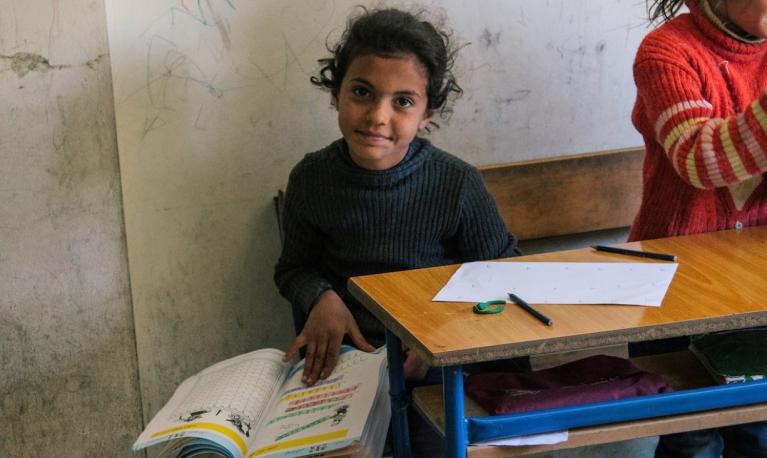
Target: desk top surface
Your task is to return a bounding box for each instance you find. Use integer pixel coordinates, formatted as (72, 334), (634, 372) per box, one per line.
(348, 227), (767, 366)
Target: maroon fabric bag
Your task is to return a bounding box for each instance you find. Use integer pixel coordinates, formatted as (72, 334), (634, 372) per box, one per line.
(465, 355), (673, 415)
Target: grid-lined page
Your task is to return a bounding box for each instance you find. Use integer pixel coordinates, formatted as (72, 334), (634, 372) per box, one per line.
(170, 349), (288, 436)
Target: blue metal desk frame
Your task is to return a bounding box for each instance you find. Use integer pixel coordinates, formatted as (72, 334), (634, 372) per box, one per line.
(385, 329), (767, 458)
(355, 228), (767, 458)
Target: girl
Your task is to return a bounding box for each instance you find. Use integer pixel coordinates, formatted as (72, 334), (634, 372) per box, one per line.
(630, 0), (767, 242)
(274, 8), (518, 387)
(630, 0), (767, 456)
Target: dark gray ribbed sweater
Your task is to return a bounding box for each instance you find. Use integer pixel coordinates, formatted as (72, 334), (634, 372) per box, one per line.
(274, 137), (519, 343)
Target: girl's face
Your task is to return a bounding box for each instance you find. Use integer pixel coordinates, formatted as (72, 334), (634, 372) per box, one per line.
(336, 53), (434, 171)
(721, 0), (767, 38)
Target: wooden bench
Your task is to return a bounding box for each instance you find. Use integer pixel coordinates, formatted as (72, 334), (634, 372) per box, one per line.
(273, 146), (645, 333)
(408, 146), (767, 455)
(480, 146), (644, 242)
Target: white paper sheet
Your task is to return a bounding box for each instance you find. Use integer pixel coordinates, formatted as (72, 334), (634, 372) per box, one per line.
(472, 430), (569, 446)
(433, 262), (678, 306)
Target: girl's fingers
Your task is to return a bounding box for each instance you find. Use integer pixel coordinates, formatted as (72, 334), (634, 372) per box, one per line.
(348, 321), (375, 352)
(305, 338), (328, 385)
(302, 341), (317, 383)
(283, 335), (306, 362)
(320, 334), (345, 380)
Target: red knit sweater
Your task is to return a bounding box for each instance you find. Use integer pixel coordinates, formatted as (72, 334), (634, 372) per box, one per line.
(628, 0), (767, 242)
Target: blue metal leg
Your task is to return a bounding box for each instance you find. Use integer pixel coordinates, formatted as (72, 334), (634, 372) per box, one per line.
(385, 330), (411, 458)
(443, 365), (467, 458)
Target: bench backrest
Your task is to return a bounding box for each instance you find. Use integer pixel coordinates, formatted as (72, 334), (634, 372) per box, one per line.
(479, 146), (644, 241)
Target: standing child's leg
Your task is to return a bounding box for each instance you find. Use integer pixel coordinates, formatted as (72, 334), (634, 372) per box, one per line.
(654, 429), (722, 458)
(721, 421), (767, 458)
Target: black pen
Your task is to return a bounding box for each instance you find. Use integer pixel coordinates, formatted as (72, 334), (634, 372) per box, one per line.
(591, 245), (677, 262)
(508, 293), (553, 326)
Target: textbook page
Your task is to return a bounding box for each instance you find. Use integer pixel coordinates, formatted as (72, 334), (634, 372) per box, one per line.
(133, 348), (291, 458)
(433, 261), (678, 306)
(247, 346), (388, 458)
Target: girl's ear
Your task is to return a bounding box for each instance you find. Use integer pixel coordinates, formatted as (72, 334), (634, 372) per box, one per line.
(418, 109), (436, 131)
(331, 89), (339, 109)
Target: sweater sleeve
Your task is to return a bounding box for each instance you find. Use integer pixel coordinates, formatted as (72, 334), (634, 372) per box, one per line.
(274, 174), (333, 315)
(634, 49), (767, 190)
(454, 167), (520, 261)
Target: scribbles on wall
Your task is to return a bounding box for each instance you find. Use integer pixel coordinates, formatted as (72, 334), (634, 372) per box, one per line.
(104, 0), (651, 429)
(111, 0), (342, 145)
(137, 1), (236, 137)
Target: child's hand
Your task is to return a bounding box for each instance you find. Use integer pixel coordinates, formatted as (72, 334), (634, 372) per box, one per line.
(283, 289), (375, 385)
(404, 349), (430, 381)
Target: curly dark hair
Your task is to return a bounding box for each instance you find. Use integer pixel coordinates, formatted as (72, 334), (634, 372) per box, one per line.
(647, 0), (686, 23)
(311, 7), (463, 127)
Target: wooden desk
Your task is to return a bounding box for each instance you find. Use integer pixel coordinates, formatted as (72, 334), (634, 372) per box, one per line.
(348, 227), (767, 457)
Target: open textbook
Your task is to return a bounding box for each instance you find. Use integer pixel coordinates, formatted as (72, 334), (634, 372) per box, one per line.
(133, 346), (390, 458)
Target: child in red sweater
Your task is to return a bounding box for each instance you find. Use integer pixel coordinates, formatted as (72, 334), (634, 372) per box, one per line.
(631, 0), (767, 456)
(630, 0), (767, 242)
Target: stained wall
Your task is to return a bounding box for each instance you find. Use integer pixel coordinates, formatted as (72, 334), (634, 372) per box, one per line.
(1, 1), (654, 456)
(0, 1), (142, 456)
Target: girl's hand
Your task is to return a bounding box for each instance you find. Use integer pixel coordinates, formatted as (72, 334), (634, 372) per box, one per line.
(404, 349), (430, 381)
(283, 289), (375, 385)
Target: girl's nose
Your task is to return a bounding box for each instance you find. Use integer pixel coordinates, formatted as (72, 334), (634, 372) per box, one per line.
(366, 100), (389, 125)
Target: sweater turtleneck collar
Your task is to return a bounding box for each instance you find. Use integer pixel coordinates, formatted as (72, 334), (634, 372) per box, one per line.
(699, 0), (764, 43)
(332, 137), (433, 188)
(686, 0), (767, 59)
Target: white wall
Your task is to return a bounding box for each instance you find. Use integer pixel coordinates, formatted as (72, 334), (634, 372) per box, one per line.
(103, 0), (648, 422)
(1, 2), (651, 455)
(0, 0), (142, 455)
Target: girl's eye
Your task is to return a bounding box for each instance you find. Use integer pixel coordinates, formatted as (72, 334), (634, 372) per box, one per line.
(351, 86), (370, 97)
(395, 97), (414, 108)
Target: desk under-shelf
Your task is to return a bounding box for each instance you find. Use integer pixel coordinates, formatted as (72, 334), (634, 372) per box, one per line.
(349, 227), (767, 457)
